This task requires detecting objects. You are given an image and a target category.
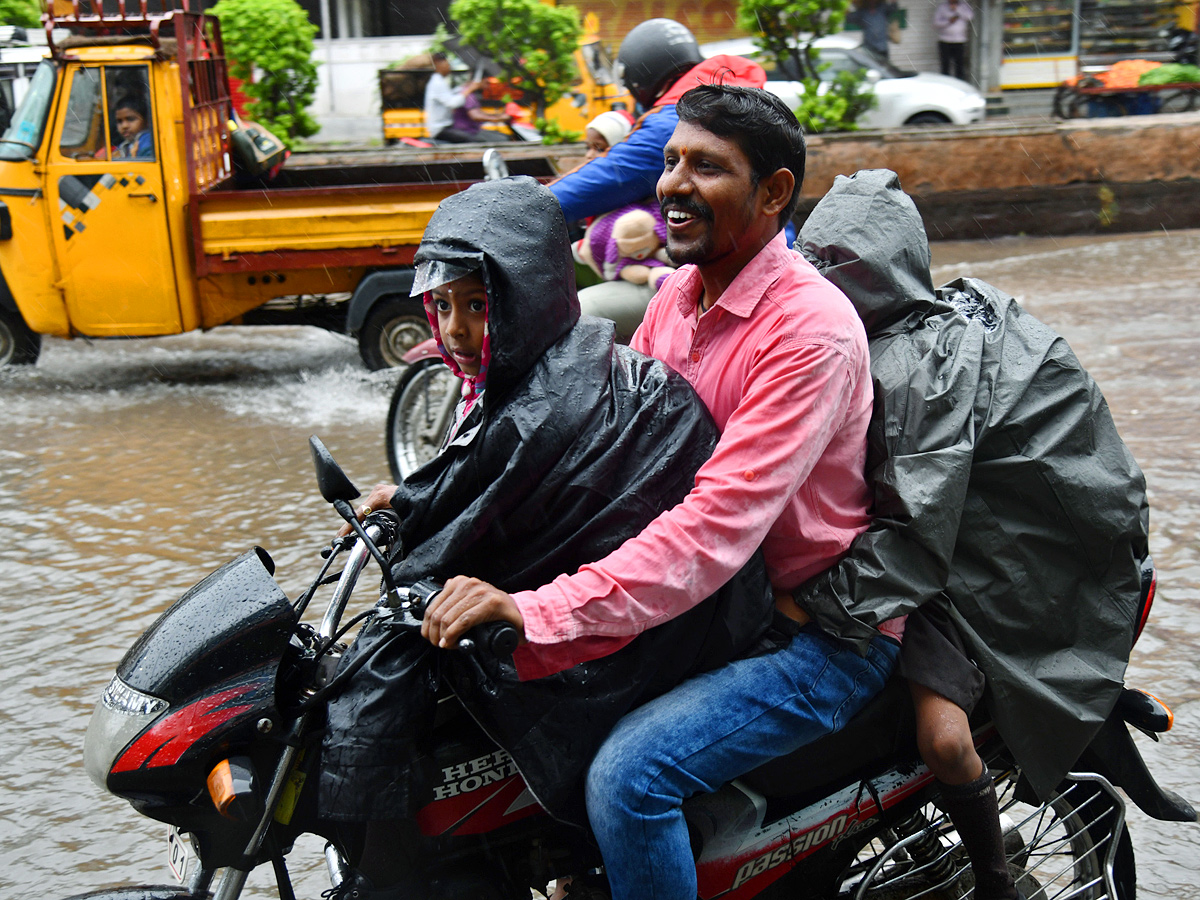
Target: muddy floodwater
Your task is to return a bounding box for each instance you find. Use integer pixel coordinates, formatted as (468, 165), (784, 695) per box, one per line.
(2, 228), (1197, 897)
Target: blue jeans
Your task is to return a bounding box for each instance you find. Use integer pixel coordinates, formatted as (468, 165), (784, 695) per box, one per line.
(585, 625), (900, 900)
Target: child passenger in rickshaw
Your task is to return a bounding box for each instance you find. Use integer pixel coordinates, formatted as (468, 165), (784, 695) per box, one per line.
(112, 96), (154, 159)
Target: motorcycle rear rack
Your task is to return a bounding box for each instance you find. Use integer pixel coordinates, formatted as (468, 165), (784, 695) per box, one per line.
(851, 772), (1126, 900)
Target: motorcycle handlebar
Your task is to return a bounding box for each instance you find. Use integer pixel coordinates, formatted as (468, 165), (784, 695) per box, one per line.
(320, 510), (401, 559)
(459, 620), (521, 658)
(319, 515), (400, 640)
(406, 577), (520, 659)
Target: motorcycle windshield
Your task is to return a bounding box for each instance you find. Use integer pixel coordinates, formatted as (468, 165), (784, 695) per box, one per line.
(117, 547), (295, 704)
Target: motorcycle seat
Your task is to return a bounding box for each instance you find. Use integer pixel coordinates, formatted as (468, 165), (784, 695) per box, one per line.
(738, 675), (917, 804)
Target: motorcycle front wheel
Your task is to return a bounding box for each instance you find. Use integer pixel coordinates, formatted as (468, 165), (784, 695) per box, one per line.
(836, 771), (1134, 900)
(385, 357), (460, 482)
(60, 887), (202, 900)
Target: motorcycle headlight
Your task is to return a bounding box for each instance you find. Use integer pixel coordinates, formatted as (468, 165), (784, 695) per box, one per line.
(86, 676), (171, 791)
(101, 676), (168, 717)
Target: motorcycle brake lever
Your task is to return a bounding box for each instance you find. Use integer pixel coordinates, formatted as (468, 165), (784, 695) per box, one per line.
(321, 534), (355, 560)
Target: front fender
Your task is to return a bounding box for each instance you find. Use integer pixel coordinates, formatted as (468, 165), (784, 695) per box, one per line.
(60, 887), (199, 900)
(403, 337), (442, 365)
(346, 268), (416, 336)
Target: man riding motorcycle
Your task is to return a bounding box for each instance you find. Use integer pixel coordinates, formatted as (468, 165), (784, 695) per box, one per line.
(320, 175), (774, 897)
(422, 85), (906, 900)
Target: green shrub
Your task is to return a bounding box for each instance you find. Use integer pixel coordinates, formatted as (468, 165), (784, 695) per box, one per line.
(0, 0), (41, 28)
(739, 0), (876, 132)
(449, 0), (580, 119)
(534, 117), (581, 145)
(794, 70), (877, 133)
(211, 0), (319, 146)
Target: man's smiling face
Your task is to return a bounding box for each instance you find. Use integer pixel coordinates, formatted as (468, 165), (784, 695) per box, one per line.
(657, 120), (773, 273)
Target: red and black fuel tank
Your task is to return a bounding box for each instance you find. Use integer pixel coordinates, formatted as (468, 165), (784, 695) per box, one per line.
(414, 708), (545, 838)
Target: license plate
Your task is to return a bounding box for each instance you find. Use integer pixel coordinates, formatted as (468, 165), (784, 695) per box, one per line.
(167, 827), (191, 884)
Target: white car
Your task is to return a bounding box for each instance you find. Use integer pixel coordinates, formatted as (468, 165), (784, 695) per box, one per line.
(0, 27), (51, 133)
(701, 34), (986, 128)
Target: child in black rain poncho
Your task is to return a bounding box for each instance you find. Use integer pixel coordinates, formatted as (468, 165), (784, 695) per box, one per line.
(319, 177), (772, 847)
(796, 169), (1151, 900)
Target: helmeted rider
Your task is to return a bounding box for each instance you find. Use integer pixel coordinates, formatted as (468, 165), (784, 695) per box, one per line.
(549, 18), (763, 222)
(550, 19), (768, 341)
(549, 19), (765, 222)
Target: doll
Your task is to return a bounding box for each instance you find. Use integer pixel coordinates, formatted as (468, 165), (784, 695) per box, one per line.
(574, 202), (675, 290)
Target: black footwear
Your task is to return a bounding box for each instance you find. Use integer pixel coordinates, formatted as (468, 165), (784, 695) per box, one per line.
(321, 871), (369, 900)
(321, 871), (414, 900)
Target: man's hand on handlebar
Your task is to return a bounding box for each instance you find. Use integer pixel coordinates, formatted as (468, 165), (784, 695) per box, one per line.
(422, 576), (526, 650)
(336, 483), (398, 538)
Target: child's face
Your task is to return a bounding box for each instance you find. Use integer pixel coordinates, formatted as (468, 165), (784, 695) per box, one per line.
(116, 107), (145, 142)
(432, 273), (487, 377)
(584, 127), (610, 160)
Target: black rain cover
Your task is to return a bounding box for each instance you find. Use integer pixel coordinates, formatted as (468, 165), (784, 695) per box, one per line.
(320, 177), (772, 825)
(795, 170), (1150, 798)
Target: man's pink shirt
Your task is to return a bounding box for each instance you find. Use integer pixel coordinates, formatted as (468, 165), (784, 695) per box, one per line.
(512, 232), (877, 679)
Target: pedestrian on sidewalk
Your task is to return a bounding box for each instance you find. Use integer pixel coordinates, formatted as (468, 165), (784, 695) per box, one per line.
(934, 0), (974, 80)
(848, 0), (899, 60)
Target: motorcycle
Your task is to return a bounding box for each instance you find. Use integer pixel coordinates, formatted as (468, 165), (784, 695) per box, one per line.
(70, 436), (1194, 900)
(1162, 23), (1198, 65)
(387, 338), (460, 481)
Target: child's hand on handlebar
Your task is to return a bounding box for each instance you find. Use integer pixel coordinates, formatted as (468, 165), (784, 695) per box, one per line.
(422, 576), (526, 649)
(336, 483), (398, 538)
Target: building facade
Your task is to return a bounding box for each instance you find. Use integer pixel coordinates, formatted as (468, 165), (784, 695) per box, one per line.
(286, 0), (1191, 141)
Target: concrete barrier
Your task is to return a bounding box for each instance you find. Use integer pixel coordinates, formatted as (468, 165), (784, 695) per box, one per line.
(294, 112), (1200, 239)
(798, 112), (1200, 238)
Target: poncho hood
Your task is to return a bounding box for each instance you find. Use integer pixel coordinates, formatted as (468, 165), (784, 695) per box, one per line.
(414, 175), (580, 400)
(800, 168), (942, 336)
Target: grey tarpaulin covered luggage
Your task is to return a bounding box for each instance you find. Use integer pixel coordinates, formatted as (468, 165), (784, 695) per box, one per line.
(795, 169), (1149, 798)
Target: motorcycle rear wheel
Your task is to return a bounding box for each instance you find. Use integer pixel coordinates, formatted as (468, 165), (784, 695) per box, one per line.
(836, 771), (1133, 900)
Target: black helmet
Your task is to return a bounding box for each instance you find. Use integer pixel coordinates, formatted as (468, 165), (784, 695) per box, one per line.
(617, 19), (703, 109)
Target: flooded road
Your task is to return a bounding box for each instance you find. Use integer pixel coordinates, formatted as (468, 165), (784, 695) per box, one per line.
(2, 228), (1197, 897)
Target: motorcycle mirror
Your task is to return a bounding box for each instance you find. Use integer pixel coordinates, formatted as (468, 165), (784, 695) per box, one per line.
(309, 435), (361, 505)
